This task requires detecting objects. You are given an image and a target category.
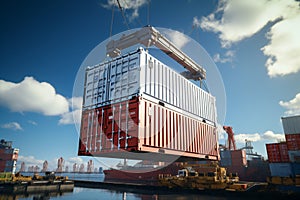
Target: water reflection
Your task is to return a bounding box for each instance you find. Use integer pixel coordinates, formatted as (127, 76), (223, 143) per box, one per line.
(0, 190), (73, 200)
(1, 187), (245, 200)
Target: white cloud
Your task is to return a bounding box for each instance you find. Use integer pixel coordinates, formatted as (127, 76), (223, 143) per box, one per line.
(213, 50), (235, 63)
(68, 157), (84, 164)
(59, 97), (82, 125)
(261, 8), (300, 77)
(197, 0), (300, 77)
(234, 133), (261, 143)
(0, 77), (69, 116)
(102, 0), (148, 21)
(234, 130), (285, 144)
(164, 30), (190, 50)
(28, 120), (37, 125)
(1, 122), (23, 131)
(262, 130), (285, 141)
(18, 155), (45, 169)
(279, 93), (300, 116)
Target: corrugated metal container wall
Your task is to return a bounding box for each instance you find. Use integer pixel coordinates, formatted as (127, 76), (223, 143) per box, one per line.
(83, 48), (217, 124)
(269, 163), (293, 177)
(231, 150), (247, 166)
(266, 143), (282, 163)
(220, 150), (231, 167)
(278, 143), (290, 162)
(281, 115), (300, 135)
(285, 134), (300, 151)
(79, 97), (218, 161)
(292, 163), (300, 176)
(288, 151), (300, 163)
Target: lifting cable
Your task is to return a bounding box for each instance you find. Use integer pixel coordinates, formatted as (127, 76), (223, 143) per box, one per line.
(121, 0), (143, 27)
(116, 0), (130, 29)
(147, 0), (150, 25)
(109, 0), (116, 39)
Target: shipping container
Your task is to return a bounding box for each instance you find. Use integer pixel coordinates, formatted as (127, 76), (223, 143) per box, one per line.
(269, 163), (293, 177)
(278, 143), (290, 162)
(292, 163), (300, 176)
(82, 48), (217, 124)
(288, 150), (300, 163)
(78, 96), (218, 161)
(285, 134), (300, 151)
(230, 150), (247, 166)
(282, 115), (300, 135)
(220, 150), (231, 167)
(266, 143), (286, 163)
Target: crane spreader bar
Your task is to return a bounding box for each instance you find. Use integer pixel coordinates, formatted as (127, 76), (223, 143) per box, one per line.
(106, 26), (206, 80)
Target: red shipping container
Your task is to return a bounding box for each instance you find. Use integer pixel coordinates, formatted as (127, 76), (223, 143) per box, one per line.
(266, 143), (282, 163)
(79, 97), (219, 162)
(278, 142), (290, 162)
(285, 134), (300, 151)
(231, 150), (247, 166)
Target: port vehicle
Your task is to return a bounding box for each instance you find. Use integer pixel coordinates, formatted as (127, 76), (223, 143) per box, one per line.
(158, 162), (247, 191)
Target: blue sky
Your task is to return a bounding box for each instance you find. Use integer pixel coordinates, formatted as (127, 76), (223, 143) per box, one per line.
(1, 0), (299, 171)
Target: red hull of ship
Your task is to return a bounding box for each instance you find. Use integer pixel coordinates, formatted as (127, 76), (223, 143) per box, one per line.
(104, 164), (181, 185)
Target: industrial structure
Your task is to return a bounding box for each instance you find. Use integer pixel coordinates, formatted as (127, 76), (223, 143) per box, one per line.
(0, 139), (19, 174)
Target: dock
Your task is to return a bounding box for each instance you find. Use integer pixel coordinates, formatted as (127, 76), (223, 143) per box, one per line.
(0, 180), (74, 194)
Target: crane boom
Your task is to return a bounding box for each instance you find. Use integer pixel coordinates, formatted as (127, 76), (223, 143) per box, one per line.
(223, 126), (237, 151)
(106, 26), (206, 80)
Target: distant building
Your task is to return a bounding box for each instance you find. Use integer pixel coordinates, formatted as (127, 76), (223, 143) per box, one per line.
(20, 162), (26, 172)
(79, 164), (85, 173)
(0, 139), (19, 174)
(42, 160), (48, 172)
(28, 166), (34, 172)
(56, 157), (64, 172)
(87, 160), (93, 173)
(73, 163), (78, 172)
(65, 166), (69, 172)
(34, 165), (40, 173)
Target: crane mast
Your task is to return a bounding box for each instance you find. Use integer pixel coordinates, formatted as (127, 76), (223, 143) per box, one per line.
(223, 126), (237, 151)
(106, 26), (206, 80)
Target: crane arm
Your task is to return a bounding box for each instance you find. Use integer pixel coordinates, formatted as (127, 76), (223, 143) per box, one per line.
(106, 26), (206, 80)
(223, 126), (237, 151)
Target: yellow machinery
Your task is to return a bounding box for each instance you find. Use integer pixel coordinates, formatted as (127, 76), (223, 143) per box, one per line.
(267, 175), (300, 186)
(0, 172), (68, 183)
(159, 162), (247, 191)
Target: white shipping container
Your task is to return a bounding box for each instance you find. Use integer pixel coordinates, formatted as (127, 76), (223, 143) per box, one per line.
(83, 48), (217, 124)
(282, 115), (300, 134)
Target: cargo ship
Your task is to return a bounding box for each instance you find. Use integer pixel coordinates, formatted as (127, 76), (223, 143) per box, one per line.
(103, 160), (182, 184)
(0, 139), (19, 174)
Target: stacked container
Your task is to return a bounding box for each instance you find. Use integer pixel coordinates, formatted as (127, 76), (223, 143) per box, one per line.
(230, 150), (247, 167)
(78, 48), (219, 161)
(266, 143), (289, 163)
(0, 140), (19, 174)
(266, 115), (300, 177)
(220, 150), (231, 167)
